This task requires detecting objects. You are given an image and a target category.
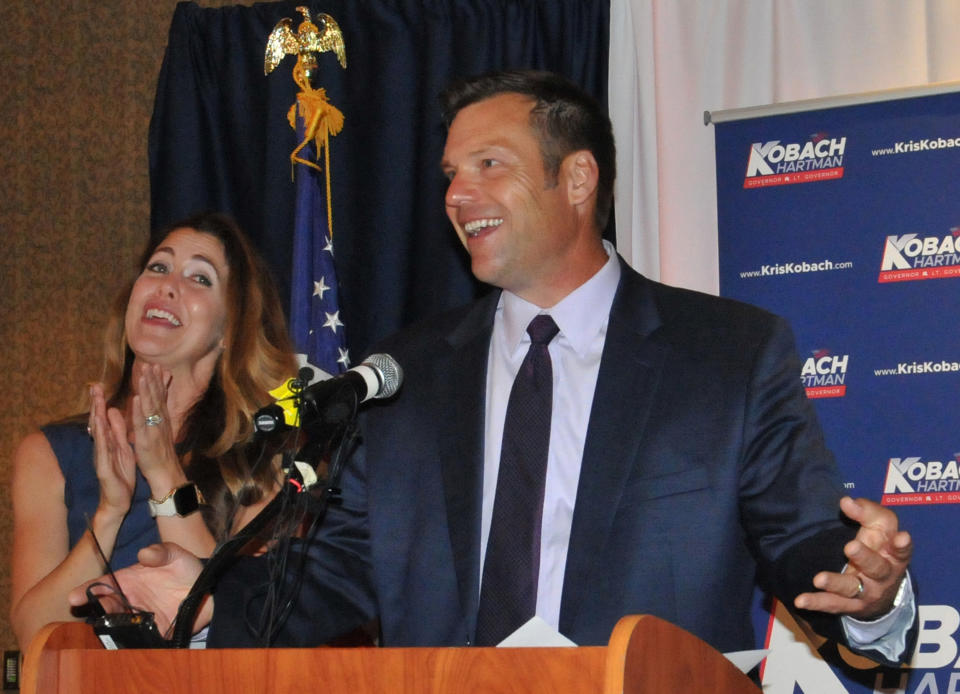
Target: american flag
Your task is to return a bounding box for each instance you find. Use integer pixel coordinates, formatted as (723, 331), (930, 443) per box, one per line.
(288, 119), (348, 377)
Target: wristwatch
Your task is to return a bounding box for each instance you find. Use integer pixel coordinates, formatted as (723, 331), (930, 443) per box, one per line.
(148, 483), (205, 518)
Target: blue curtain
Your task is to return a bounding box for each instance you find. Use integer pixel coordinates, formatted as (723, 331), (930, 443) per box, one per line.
(150, 0), (610, 358)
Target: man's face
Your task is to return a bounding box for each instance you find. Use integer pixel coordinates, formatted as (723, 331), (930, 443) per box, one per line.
(441, 93), (582, 305)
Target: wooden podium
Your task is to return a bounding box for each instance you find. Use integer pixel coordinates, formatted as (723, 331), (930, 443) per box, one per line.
(22, 615), (758, 693)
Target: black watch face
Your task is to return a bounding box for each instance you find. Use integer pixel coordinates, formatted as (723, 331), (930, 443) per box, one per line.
(173, 485), (200, 515)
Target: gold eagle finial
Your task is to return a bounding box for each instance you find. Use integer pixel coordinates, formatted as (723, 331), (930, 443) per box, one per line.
(264, 7), (347, 75)
(264, 8), (347, 236)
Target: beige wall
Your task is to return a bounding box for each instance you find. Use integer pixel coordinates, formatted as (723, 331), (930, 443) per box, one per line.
(0, 0), (251, 651)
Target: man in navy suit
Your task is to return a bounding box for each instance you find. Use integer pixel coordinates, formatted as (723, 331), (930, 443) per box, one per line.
(74, 70), (916, 664)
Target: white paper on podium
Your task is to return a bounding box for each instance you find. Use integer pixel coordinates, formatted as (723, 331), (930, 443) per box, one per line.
(494, 617), (769, 675)
(495, 617), (577, 647)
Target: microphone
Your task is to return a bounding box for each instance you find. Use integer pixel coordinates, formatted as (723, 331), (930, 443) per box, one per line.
(301, 353), (403, 407)
(254, 354), (403, 434)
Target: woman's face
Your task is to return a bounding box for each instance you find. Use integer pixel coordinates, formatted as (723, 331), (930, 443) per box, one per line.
(124, 227), (230, 372)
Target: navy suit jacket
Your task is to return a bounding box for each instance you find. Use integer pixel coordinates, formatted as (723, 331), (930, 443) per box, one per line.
(211, 260), (899, 659)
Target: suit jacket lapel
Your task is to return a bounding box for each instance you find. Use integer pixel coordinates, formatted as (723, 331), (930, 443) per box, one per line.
(560, 263), (666, 634)
(436, 291), (499, 638)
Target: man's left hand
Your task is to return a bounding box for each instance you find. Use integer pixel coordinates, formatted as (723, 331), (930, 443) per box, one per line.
(794, 496), (912, 620)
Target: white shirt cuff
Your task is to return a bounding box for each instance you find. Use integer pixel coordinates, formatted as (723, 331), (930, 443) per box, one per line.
(841, 573), (914, 663)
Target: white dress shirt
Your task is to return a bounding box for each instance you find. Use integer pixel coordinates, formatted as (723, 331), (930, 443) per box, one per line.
(480, 241), (621, 629)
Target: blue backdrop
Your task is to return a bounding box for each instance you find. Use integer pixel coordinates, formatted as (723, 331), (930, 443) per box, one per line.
(150, 0), (610, 362)
(715, 87), (960, 693)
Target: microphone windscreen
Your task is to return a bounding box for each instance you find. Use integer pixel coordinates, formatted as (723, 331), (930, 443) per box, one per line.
(365, 353), (403, 398)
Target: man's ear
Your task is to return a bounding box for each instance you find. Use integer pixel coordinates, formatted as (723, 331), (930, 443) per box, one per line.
(563, 150), (599, 206)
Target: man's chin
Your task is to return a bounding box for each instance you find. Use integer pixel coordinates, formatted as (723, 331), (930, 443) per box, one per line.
(470, 265), (496, 288)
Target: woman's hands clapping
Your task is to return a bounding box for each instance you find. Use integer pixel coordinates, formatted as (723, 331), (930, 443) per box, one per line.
(89, 364), (187, 515)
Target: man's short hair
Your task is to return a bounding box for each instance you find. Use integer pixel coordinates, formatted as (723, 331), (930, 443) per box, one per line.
(440, 69), (616, 232)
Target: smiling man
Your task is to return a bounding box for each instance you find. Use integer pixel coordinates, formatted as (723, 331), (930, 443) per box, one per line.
(441, 91), (609, 308)
(74, 70), (917, 666)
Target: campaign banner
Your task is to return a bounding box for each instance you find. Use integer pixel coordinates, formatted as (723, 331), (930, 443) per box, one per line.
(712, 85), (960, 693)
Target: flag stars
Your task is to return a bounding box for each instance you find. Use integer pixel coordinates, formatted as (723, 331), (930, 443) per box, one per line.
(313, 277), (330, 299)
(337, 347), (350, 368)
(323, 237), (335, 255)
(323, 310), (344, 333)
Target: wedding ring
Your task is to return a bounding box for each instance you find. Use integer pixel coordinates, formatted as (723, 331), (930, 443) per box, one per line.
(855, 578), (864, 598)
(145, 413), (164, 427)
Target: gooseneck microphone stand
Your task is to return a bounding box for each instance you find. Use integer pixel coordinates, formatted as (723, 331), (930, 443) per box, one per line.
(169, 386), (362, 648)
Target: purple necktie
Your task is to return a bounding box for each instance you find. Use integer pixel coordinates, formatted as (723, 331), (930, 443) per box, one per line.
(475, 314), (559, 646)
